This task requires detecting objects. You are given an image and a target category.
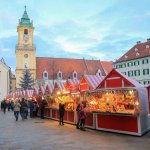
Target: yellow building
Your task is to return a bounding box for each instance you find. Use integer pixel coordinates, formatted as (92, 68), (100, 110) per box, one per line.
(16, 6), (36, 89)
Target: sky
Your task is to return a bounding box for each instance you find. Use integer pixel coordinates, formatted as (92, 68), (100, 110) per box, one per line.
(0, 0), (150, 73)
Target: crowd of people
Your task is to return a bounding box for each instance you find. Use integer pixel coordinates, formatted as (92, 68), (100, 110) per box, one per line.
(1, 99), (87, 131)
(1, 98), (40, 121)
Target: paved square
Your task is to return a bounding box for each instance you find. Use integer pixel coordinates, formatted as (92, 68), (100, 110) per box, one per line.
(0, 111), (150, 150)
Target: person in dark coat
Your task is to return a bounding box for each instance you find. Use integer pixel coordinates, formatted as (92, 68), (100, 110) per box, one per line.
(3, 100), (7, 114)
(29, 100), (35, 118)
(20, 98), (28, 121)
(7, 101), (11, 111)
(76, 102), (81, 129)
(59, 103), (65, 125)
(40, 99), (47, 119)
(1, 101), (4, 111)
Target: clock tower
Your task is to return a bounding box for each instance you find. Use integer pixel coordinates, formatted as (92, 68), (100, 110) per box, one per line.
(16, 6), (36, 89)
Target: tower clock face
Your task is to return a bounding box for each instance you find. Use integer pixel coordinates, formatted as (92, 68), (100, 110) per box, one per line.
(23, 34), (29, 42)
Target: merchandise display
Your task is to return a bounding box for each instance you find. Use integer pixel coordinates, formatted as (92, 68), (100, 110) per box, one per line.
(49, 95), (74, 111)
(85, 89), (139, 115)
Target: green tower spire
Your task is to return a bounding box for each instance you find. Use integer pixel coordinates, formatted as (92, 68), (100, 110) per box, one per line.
(20, 6), (32, 27)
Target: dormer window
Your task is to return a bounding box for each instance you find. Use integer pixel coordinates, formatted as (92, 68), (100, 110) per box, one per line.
(96, 69), (101, 76)
(57, 71), (62, 80)
(136, 52), (140, 56)
(125, 55), (128, 59)
(72, 71), (77, 79)
(43, 70), (48, 80)
(146, 45), (149, 49)
(134, 48), (138, 51)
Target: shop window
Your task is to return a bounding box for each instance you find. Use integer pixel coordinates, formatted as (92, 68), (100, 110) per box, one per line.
(72, 71), (77, 79)
(143, 69), (149, 75)
(43, 71), (48, 79)
(57, 71), (62, 79)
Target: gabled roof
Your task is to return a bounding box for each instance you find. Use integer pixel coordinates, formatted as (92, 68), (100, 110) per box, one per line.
(97, 68), (143, 89)
(64, 79), (80, 92)
(0, 58), (10, 70)
(45, 83), (54, 95)
(115, 40), (150, 63)
(79, 75), (105, 91)
(54, 81), (66, 92)
(36, 57), (112, 80)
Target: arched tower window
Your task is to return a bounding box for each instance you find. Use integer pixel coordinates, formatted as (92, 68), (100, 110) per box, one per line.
(57, 70), (62, 80)
(72, 71), (77, 79)
(24, 29), (28, 35)
(43, 70), (48, 80)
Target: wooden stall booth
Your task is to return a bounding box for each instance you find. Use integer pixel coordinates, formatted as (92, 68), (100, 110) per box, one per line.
(50, 81), (66, 121)
(62, 79), (80, 124)
(44, 83), (54, 118)
(147, 85), (150, 114)
(92, 68), (150, 136)
(79, 75), (104, 128)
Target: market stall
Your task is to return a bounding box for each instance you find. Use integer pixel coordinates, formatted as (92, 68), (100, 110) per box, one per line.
(51, 81), (66, 121)
(63, 79), (80, 124)
(44, 83), (54, 118)
(147, 85), (150, 114)
(79, 75), (104, 128)
(89, 68), (150, 136)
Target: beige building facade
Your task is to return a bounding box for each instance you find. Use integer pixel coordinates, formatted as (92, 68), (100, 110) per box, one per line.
(0, 58), (10, 101)
(16, 7), (36, 89)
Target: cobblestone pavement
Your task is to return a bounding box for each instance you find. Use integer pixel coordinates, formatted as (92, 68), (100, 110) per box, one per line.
(0, 111), (150, 150)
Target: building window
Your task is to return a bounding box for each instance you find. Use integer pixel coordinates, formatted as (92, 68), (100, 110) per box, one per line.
(146, 45), (150, 49)
(128, 71), (133, 77)
(24, 29), (28, 35)
(57, 71), (62, 79)
(43, 71), (48, 79)
(72, 71), (77, 79)
(134, 48), (138, 51)
(144, 81), (150, 85)
(125, 55), (128, 59)
(96, 69), (102, 76)
(122, 72), (126, 75)
(136, 52), (140, 56)
(134, 61), (139, 66)
(134, 70), (140, 76)
(142, 59), (149, 64)
(122, 63), (126, 68)
(143, 69), (149, 75)
(127, 62), (133, 67)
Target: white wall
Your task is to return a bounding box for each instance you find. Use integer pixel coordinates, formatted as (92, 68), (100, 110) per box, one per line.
(0, 62), (10, 101)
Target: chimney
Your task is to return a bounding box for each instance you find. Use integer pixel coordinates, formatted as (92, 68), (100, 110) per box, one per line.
(136, 41), (141, 44)
(147, 38), (150, 42)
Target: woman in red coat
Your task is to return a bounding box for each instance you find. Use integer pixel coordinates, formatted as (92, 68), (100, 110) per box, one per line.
(80, 104), (87, 131)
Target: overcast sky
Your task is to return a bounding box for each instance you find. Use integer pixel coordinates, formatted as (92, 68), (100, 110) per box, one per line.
(0, 0), (150, 73)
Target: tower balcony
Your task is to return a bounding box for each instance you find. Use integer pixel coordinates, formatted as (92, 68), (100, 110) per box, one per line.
(16, 44), (36, 51)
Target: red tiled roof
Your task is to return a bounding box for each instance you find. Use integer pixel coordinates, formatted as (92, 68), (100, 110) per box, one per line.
(116, 40), (150, 62)
(36, 57), (112, 80)
(101, 61), (113, 74)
